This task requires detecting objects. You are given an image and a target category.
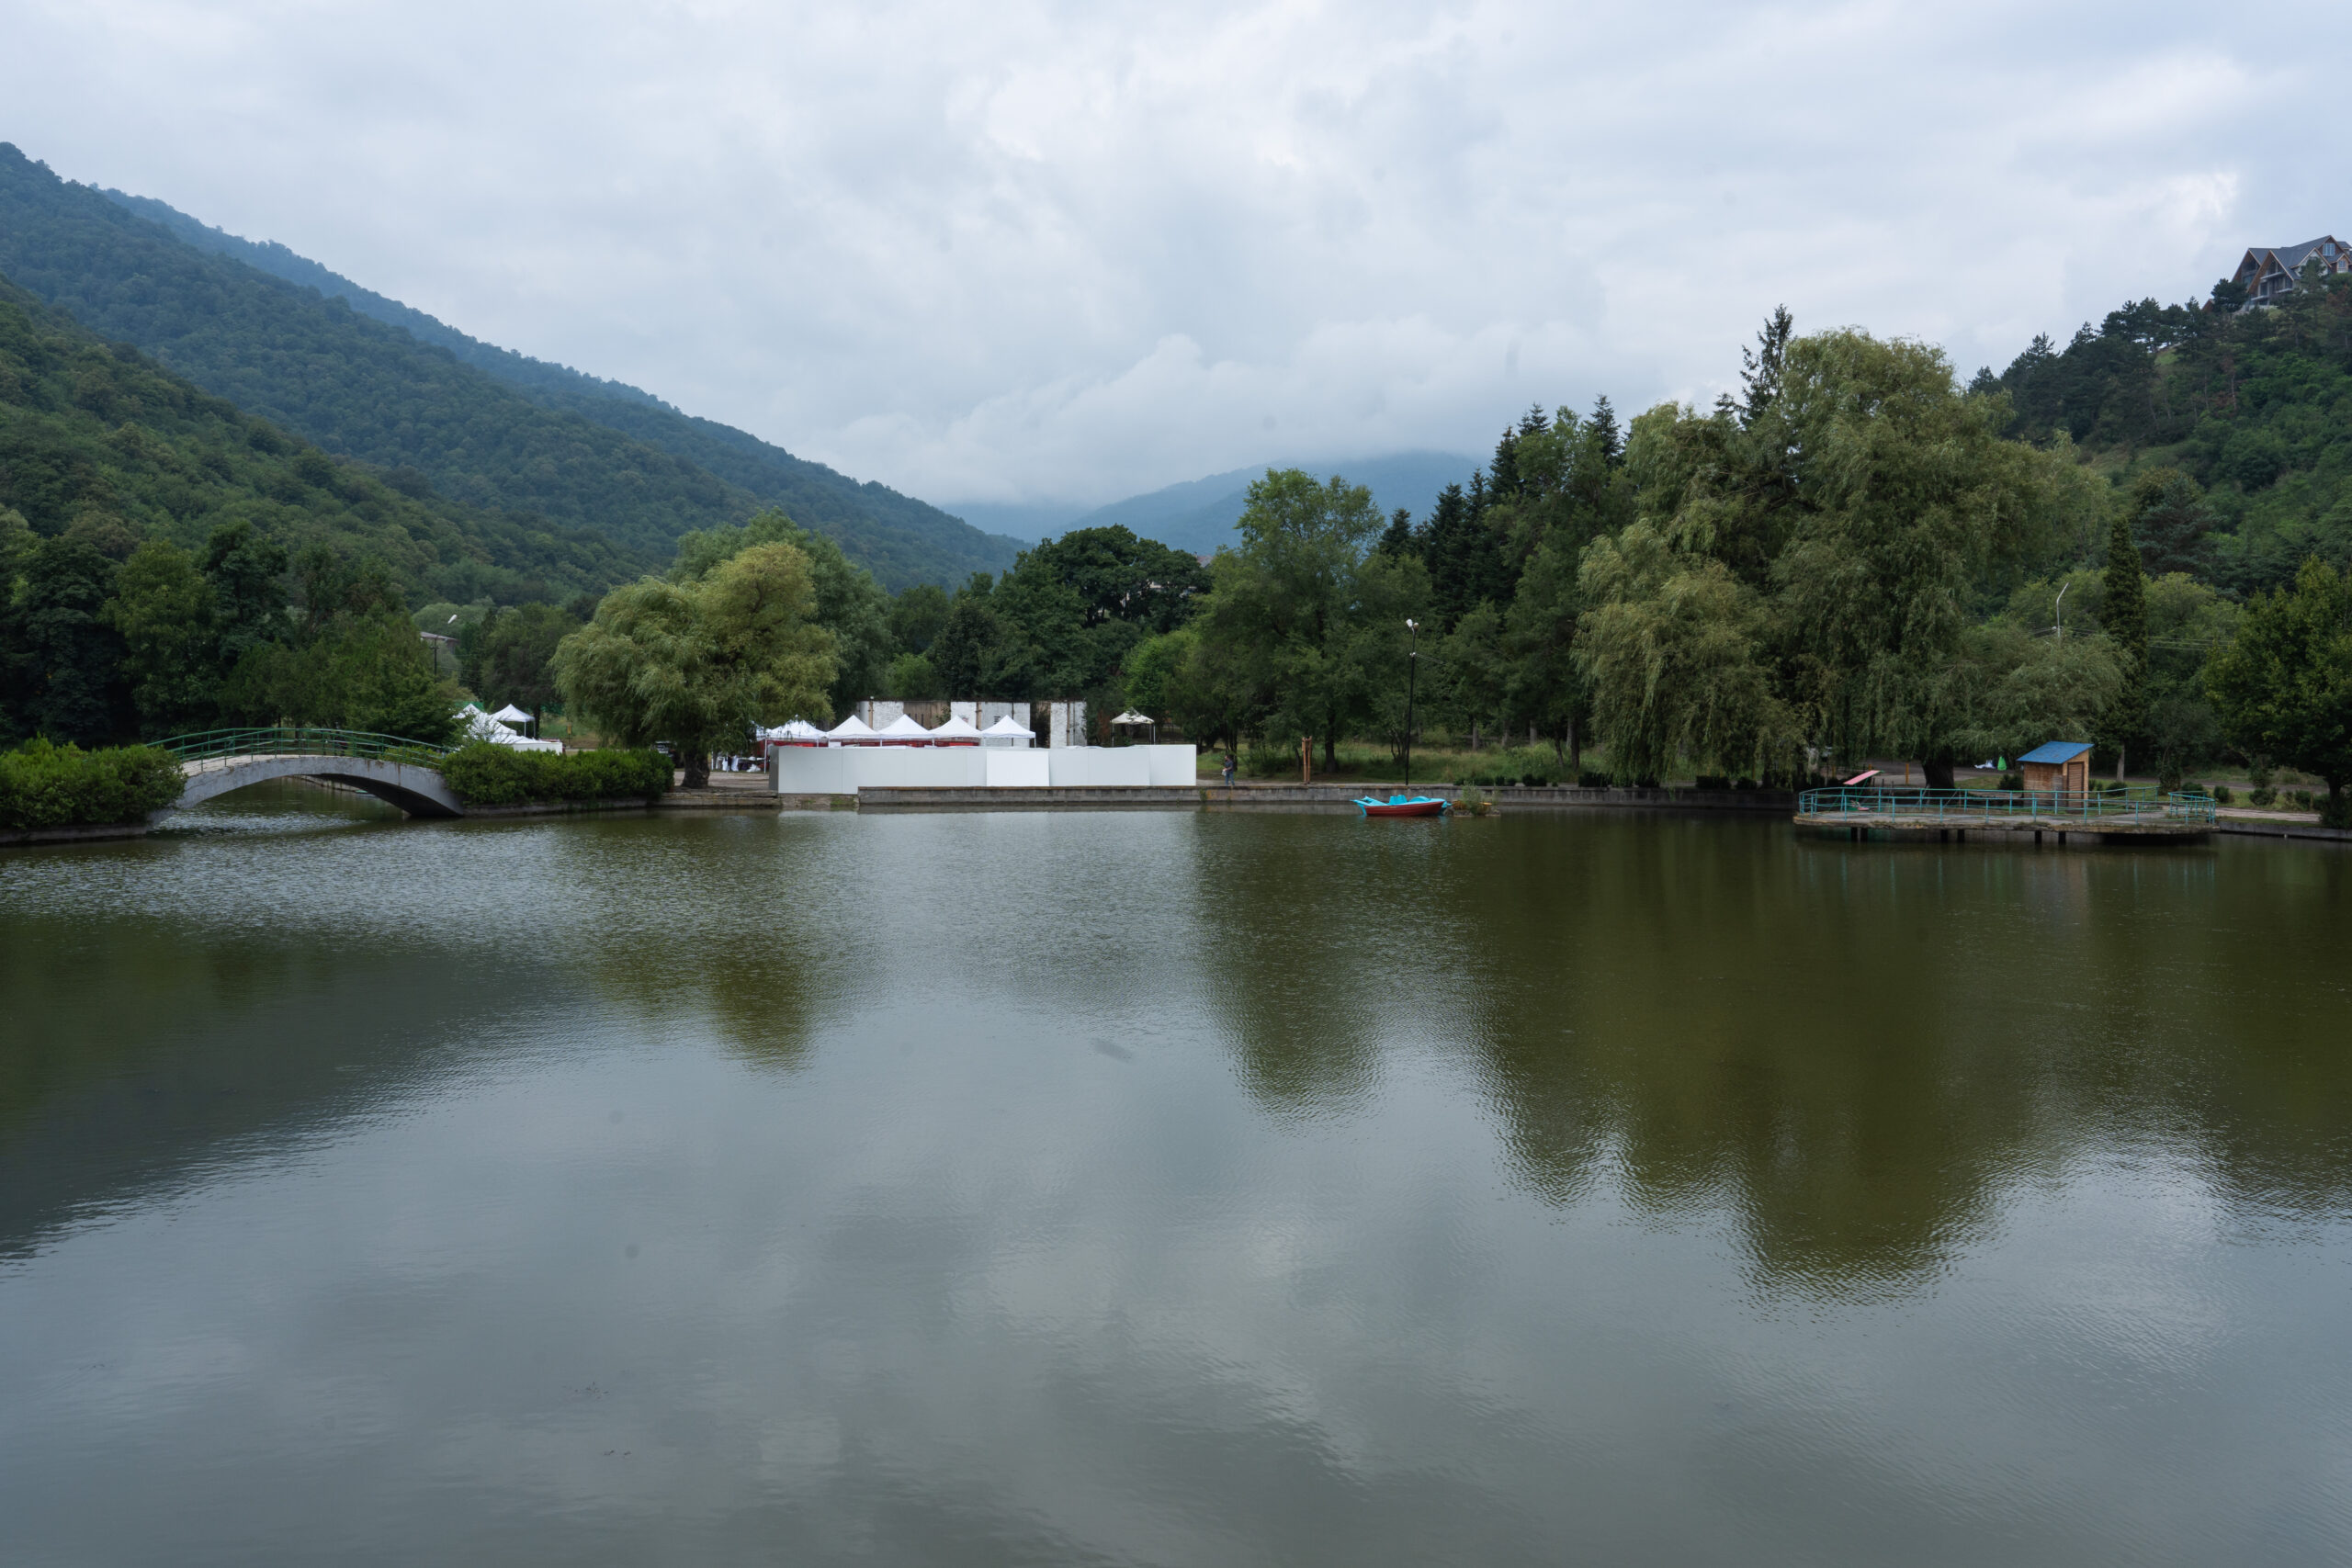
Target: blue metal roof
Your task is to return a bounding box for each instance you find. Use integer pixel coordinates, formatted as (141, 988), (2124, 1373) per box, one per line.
(2017, 740), (2093, 765)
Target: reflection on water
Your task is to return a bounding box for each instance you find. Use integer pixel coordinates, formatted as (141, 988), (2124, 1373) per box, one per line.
(1, 811), (2347, 1565)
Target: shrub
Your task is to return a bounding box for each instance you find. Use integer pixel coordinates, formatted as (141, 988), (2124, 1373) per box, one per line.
(1577, 771), (1610, 788)
(2290, 789), (2316, 811)
(437, 742), (671, 807)
(2211, 784), (2233, 805)
(0, 739), (186, 829)
(1998, 772), (2024, 791)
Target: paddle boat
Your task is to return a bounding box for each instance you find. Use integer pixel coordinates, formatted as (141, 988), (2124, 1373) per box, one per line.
(1355, 793), (1450, 818)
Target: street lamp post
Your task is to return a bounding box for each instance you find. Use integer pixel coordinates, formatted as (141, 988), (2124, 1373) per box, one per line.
(1404, 618), (1419, 790)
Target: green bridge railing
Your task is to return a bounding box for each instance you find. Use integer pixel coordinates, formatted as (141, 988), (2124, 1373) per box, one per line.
(1796, 785), (2217, 826)
(157, 728), (459, 765)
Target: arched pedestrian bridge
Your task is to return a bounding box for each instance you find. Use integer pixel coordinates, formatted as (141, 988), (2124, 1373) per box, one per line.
(158, 729), (465, 818)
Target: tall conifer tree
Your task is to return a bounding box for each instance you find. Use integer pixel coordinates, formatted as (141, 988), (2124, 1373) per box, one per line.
(2102, 509), (2148, 778)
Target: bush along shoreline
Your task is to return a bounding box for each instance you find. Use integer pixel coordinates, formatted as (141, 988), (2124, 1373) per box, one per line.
(437, 742), (671, 807)
(0, 740), (185, 830)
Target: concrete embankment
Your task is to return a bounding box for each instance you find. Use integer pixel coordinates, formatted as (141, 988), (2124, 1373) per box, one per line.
(853, 783), (1800, 813)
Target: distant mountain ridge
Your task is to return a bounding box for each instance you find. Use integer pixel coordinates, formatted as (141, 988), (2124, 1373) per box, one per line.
(1041, 451), (1482, 557)
(0, 143), (1021, 591)
(102, 186), (1012, 586)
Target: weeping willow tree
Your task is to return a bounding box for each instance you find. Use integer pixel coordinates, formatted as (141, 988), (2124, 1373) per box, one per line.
(1577, 326), (2108, 784)
(554, 541), (836, 786)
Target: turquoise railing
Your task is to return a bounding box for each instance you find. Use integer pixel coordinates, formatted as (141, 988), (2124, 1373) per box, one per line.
(1796, 785), (2216, 826)
(157, 728), (459, 765)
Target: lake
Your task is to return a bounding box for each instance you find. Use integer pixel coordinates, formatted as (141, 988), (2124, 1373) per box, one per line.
(3, 799), (2347, 1565)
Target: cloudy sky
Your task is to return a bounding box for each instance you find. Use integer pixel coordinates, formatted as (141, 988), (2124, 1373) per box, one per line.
(6, 0), (2343, 512)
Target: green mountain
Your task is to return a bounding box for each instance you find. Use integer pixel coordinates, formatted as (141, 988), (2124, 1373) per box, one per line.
(0, 144), (1022, 590)
(1988, 282), (2352, 592)
(0, 274), (639, 600)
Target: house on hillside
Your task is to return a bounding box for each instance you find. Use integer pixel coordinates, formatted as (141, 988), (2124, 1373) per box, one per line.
(2231, 237), (2351, 308)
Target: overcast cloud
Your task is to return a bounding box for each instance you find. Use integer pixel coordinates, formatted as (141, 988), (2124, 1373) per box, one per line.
(6, 0), (2344, 509)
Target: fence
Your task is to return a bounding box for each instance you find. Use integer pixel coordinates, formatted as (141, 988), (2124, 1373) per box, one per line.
(157, 728), (459, 765)
(1795, 785), (2217, 827)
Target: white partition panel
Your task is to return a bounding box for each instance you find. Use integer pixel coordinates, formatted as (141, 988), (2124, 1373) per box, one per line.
(984, 750), (1051, 788)
(1142, 745), (1199, 785)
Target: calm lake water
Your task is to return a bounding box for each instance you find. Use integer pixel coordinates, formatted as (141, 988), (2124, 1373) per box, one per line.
(3, 796), (2348, 1566)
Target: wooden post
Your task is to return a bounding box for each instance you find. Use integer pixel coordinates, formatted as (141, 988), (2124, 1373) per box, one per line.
(1301, 734), (1312, 784)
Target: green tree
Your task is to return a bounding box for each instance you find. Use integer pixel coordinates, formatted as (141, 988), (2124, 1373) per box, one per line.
(556, 542), (835, 785)
(1440, 601), (1509, 746)
(462, 602), (580, 713)
(928, 581), (1006, 701)
(1194, 469), (1426, 770)
(888, 582), (950, 655)
(2205, 557), (2352, 823)
(885, 651), (944, 700)
(105, 538), (220, 737)
(202, 521), (290, 660)
(673, 509), (891, 716)
(3, 536), (126, 744)
(1502, 531), (1590, 770)
(1013, 525), (1206, 633)
(2100, 509), (2148, 777)
(1574, 523), (1790, 784)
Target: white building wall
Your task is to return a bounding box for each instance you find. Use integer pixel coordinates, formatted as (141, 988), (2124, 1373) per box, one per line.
(773, 741), (1195, 792)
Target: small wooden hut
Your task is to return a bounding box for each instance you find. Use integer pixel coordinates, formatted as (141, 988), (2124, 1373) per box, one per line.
(2017, 740), (2093, 795)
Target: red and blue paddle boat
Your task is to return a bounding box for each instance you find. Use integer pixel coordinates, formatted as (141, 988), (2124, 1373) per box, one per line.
(1355, 793), (1449, 818)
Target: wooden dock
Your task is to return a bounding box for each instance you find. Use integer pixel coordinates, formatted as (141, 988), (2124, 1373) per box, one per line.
(1793, 786), (2215, 844)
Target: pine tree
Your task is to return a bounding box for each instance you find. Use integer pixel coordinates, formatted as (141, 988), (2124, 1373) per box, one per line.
(2101, 510), (2148, 779)
(1374, 507), (1419, 558)
(1589, 396), (1623, 466)
(1737, 306), (1792, 426)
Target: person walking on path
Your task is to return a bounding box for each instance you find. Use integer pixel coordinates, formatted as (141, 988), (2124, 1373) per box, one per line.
(1221, 750), (1237, 790)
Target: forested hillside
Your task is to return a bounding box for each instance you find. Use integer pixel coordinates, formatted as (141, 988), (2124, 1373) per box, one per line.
(0, 276), (636, 601)
(1986, 273), (2352, 593)
(102, 186), (1025, 587)
(0, 146), (1019, 589)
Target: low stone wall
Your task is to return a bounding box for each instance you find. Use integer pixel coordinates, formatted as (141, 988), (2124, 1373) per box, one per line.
(856, 783), (1803, 813)
(0, 820), (153, 847)
(2217, 819), (2352, 846)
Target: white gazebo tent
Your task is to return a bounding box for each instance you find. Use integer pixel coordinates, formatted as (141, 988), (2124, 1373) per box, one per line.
(825, 715), (882, 745)
(927, 713), (985, 744)
(1109, 709), (1158, 744)
(460, 705), (562, 752)
(770, 718), (826, 743)
(875, 713), (936, 744)
(490, 703), (533, 725)
(980, 715), (1035, 749)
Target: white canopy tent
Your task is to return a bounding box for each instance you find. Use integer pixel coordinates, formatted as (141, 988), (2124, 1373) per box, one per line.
(460, 705), (562, 752)
(875, 713), (935, 742)
(1109, 710), (1153, 727)
(980, 715), (1035, 748)
(768, 718), (826, 742)
(825, 715), (882, 744)
(490, 703), (534, 725)
(927, 714), (986, 741)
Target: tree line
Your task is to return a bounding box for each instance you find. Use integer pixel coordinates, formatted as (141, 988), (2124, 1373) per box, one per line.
(11, 276), (2345, 821)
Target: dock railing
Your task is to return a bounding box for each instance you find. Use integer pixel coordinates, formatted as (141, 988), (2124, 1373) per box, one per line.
(1795, 785), (2217, 827)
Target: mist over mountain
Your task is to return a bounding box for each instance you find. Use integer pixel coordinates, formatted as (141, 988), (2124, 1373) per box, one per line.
(0, 144), (1022, 591)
